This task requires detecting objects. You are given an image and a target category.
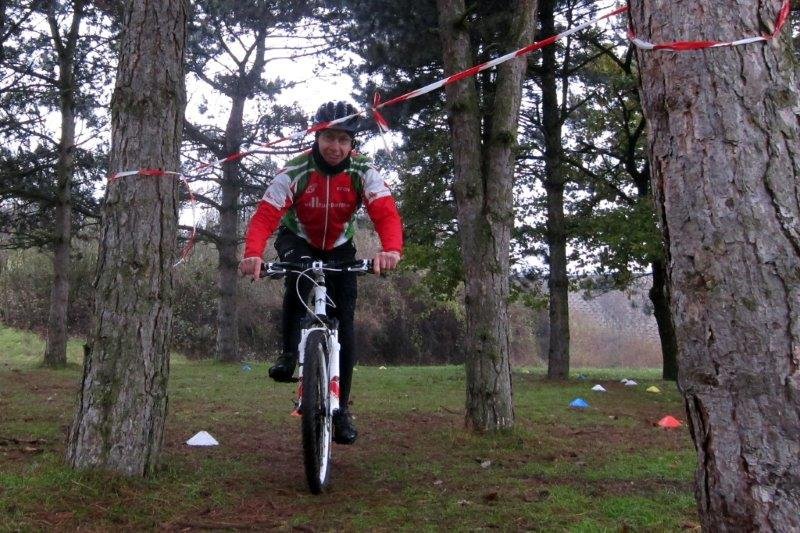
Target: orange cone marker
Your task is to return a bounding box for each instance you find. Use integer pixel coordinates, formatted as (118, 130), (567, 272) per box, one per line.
(658, 415), (682, 429)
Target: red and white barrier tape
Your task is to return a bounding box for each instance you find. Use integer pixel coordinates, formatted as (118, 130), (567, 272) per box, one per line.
(366, 4), (629, 157)
(108, 0), (792, 265)
(180, 4), (630, 174)
(375, 5), (629, 112)
(628, 1), (791, 51)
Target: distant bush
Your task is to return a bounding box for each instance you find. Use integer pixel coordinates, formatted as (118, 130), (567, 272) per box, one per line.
(0, 243), (96, 334)
(2, 236), (539, 365)
(0, 248), (52, 331)
(0, 236), (665, 368)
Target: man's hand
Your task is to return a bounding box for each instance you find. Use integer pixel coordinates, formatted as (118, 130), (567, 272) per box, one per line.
(238, 256), (263, 281)
(373, 251), (401, 275)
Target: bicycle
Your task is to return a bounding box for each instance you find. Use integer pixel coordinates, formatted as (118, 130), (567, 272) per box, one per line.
(261, 258), (373, 494)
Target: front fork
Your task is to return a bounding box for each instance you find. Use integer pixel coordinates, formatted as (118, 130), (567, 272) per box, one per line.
(293, 327), (341, 416)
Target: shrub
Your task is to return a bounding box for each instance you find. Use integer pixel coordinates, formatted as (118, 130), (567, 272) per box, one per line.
(0, 235), (553, 367)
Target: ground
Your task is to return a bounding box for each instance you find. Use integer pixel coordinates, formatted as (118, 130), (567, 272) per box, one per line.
(0, 327), (698, 531)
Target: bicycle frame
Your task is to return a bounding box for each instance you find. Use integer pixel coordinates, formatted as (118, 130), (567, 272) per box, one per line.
(295, 262), (341, 417)
(263, 258), (371, 417)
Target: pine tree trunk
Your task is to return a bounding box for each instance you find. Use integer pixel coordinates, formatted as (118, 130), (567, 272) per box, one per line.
(545, 179), (569, 380)
(631, 1), (800, 527)
(215, 95), (244, 363)
(43, 0), (84, 368)
(44, 99), (73, 368)
(540, 0), (570, 380)
(216, 179), (239, 362)
(66, 0), (187, 476)
(437, 0), (536, 431)
(649, 257), (678, 381)
(632, 160), (679, 382)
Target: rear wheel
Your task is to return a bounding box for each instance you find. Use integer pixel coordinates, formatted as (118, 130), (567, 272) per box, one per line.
(301, 329), (331, 494)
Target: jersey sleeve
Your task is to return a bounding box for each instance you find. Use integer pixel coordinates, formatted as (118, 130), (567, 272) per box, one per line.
(362, 167), (404, 254)
(243, 172), (294, 258)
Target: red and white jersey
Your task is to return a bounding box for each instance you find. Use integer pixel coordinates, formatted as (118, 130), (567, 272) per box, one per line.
(244, 150), (403, 258)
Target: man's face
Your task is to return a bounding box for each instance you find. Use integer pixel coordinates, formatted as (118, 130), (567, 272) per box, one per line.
(317, 129), (353, 167)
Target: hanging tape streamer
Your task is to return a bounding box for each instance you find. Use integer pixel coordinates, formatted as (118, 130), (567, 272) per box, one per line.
(122, 0), (793, 176)
(371, 91), (396, 155)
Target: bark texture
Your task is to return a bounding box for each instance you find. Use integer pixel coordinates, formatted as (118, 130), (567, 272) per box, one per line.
(539, 0), (570, 380)
(215, 96), (244, 363)
(43, 0), (84, 368)
(631, 1), (800, 528)
(437, 0), (536, 431)
(67, 0), (187, 476)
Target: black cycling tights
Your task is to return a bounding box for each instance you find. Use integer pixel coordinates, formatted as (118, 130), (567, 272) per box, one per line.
(274, 227), (358, 409)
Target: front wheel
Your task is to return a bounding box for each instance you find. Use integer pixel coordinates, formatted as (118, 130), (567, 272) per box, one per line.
(301, 329), (332, 494)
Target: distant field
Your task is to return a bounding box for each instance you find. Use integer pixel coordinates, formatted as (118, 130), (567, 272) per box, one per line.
(0, 326), (697, 530)
(568, 283), (663, 369)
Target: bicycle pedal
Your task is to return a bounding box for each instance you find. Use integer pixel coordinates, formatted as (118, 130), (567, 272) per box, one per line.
(291, 400), (302, 417)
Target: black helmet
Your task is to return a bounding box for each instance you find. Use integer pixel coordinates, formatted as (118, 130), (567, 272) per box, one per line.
(314, 101), (361, 136)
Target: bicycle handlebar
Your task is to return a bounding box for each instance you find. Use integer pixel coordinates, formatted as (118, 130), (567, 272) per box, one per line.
(259, 259), (374, 279)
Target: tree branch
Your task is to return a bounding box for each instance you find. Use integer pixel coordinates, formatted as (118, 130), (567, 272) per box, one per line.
(179, 224), (219, 244)
(561, 154), (633, 204)
(183, 120), (223, 155)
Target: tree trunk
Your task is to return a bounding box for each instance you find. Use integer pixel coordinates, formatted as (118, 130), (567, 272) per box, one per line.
(43, 0), (84, 368)
(44, 83), (74, 368)
(216, 180), (240, 362)
(67, 0), (187, 476)
(631, 1), (800, 528)
(545, 179), (569, 380)
(632, 159), (680, 382)
(540, 0), (569, 380)
(215, 96), (244, 363)
(437, 0), (536, 431)
(649, 257), (678, 381)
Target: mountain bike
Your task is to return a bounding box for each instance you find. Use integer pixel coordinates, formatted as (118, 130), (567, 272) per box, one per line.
(261, 259), (372, 494)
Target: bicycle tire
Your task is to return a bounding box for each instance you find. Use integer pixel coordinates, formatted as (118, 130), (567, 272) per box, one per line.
(301, 329), (332, 494)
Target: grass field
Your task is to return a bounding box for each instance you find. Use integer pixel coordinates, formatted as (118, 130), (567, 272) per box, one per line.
(0, 326), (698, 531)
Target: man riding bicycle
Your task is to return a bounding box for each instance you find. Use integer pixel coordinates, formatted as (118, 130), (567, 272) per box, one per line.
(238, 101), (404, 445)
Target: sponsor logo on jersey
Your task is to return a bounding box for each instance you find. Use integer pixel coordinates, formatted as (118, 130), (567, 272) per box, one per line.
(305, 197), (350, 210)
(265, 188), (286, 206)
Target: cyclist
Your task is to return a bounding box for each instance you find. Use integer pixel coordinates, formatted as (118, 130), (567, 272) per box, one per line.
(238, 100), (403, 445)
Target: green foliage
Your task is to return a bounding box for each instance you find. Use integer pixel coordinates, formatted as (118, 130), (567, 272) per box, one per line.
(401, 240), (463, 301)
(569, 197), (663, 286)
(0, 1), (113, 248)
(510, 281), (548, 310)
(514, 0), (663, 293)
(388, 116), (464, 300)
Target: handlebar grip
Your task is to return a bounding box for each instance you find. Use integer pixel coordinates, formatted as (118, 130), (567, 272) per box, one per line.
(351, 259), (373, 274)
